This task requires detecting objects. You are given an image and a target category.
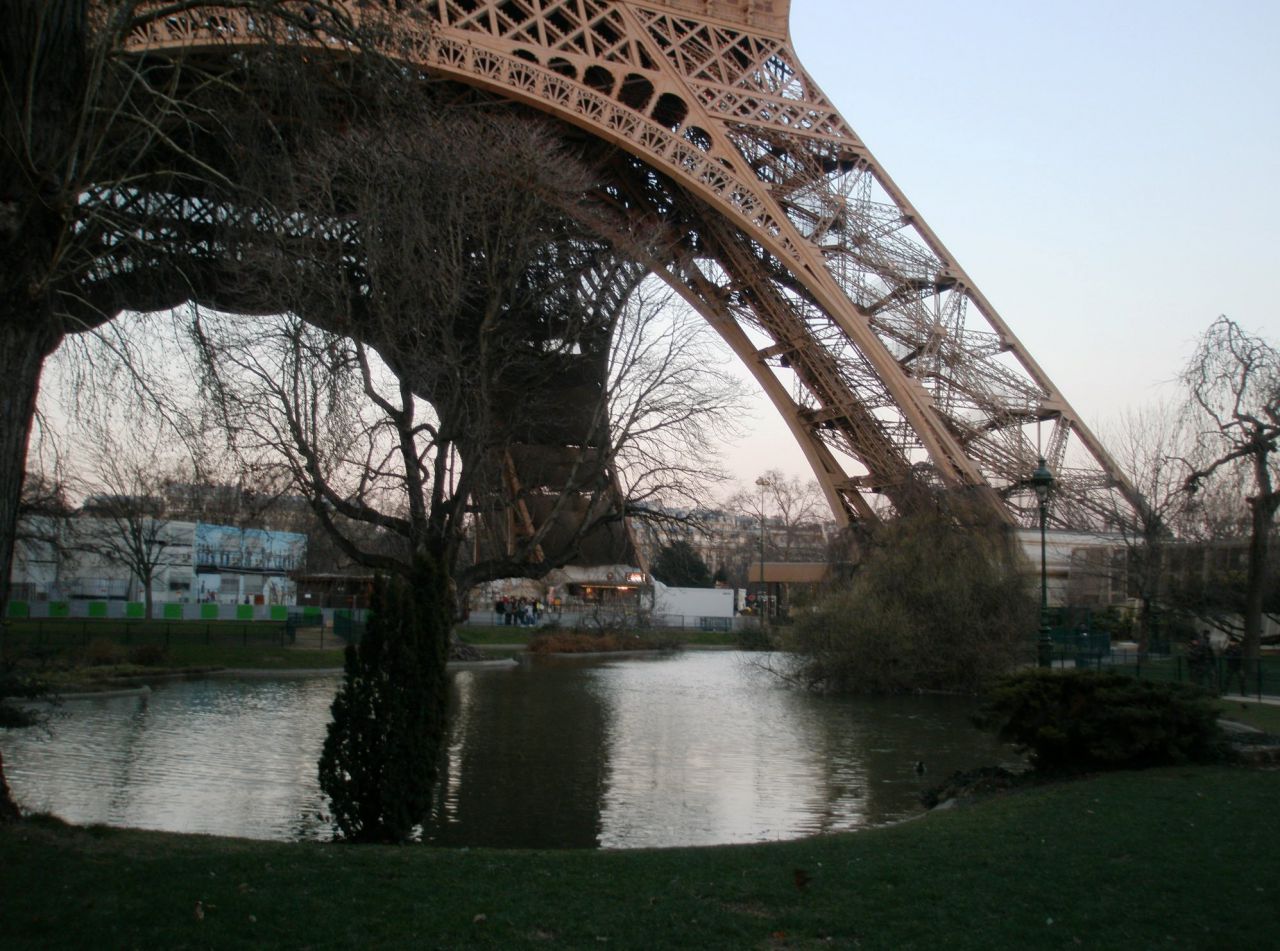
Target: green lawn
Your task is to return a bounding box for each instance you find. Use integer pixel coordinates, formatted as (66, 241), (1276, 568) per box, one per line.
(153, 644), (346, 670)
(1217, 698), (1280, 735)
(457, 624), (534, 645)
(1, 766), (1275, 949)
(677, 628), (741, 647)
(2, 623), (348, 689)
(4, 622), (737, 690)
(3, 618), (293, 652)
(28, 645), (346, 692)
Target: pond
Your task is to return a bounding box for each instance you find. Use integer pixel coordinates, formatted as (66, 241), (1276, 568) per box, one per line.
(1, 651), (1017, 848)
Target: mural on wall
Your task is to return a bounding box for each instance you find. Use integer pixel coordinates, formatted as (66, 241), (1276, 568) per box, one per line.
(194, 525), (305, 604)
(194, 525), (306, 573)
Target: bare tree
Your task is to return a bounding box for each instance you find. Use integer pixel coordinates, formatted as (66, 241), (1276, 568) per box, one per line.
(5, 16), (744, 827)
(75, 445), (181, 619)
(0, 1), (381, 615)
(728, 470), (830, 562)
(1181, 316), (1280, 673)
(189, 283), (745, 605)
(181, 95), (745, 609)
(607, 279), (747, 519)
(187, 101), (618, 594)
(1097, 403), (1196, 649)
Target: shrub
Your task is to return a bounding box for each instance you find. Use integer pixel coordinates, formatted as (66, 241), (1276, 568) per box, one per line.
(975, 669), (1224, 773)
(84, 638), (124, 667)
(736, 625), (772, 651)
(127, 644), (167, 667)
(782, 504), (1037, 694)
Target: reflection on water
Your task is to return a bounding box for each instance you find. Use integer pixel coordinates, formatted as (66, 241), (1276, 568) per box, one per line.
(433, 659), (609, 848)
(0, 652), (1016, 847)
(3, 677), (334, 841)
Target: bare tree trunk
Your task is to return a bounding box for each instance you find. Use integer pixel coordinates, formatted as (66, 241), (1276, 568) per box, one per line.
(0, 747), (18, 822)
(2, 0), (83, 615)
(1138, 596), (1153, 654)
(0, 317), (59, 612)
(1243, 493), (1274, 682)
(1138, 537), (1163, 654)
(0, 312), (45, 815)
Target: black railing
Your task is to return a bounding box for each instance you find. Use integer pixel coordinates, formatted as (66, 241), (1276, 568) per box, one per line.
(284, 612), (324, 646)
(1, 617), (291, 649)
(1045, 647), (1278, 701)
(332, 612), (365, 645)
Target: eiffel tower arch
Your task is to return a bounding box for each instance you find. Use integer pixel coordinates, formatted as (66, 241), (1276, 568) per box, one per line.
(118, 0), (1143, 532)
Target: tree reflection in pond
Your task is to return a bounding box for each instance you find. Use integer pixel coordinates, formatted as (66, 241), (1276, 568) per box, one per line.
(0, 652), (1018, 847)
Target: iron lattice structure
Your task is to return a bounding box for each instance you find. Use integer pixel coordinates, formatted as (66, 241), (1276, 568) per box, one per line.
(111, 0), (1143, 531)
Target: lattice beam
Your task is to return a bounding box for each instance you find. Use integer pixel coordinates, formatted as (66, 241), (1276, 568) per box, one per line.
(102, 0), (1145, 530)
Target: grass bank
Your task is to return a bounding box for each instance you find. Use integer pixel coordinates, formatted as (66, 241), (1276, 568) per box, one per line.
(457, 624), (740, 649)
(1, 766), (1275, 949)
(3, 618), (293, 649)
(456, 624), (534, 646)
(33, 644), (349, 688)
(1217, 698), (1280, 735)
(5, 624), (741, 692)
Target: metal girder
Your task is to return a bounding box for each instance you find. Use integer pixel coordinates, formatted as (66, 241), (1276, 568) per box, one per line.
(106, 0), (1146, 530)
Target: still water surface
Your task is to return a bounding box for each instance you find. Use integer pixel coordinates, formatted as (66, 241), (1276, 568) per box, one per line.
(2, 651), (1015, 848)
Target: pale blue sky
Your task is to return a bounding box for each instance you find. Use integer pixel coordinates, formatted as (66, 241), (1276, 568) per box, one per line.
(720, 0), (1280, 487)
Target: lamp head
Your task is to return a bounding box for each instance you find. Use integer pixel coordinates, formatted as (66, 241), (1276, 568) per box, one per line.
(1030, 457), (1055, 502)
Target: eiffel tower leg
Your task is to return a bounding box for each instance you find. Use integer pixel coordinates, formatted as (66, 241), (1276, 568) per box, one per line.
(115, 1), (1147, 531)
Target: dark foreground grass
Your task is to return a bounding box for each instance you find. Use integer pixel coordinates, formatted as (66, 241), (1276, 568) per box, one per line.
(1, 766), (1276, 949)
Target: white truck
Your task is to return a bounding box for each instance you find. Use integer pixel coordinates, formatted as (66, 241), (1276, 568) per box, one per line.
(650, 581), (737, 630)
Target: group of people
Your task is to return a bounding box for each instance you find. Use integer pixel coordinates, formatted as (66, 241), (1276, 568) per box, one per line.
(1187, 630), (1246, 694)
(494, 596), (543, 627)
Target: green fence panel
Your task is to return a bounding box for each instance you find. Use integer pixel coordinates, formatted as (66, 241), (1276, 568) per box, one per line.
(270, 605), (288, 621)
(303, 607), (322, 620)
(125, 602), (145, 618)
(163, 603), (184, 620)
(6, 601), (29, 618)
(236, 604), (254, 620)
(87, 601), (108, 618)
(48, 601), (70, 618)
(200, 603), (220, 620)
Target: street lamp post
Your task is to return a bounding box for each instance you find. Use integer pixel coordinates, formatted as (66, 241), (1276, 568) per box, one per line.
(1030, 457), (1055, 667)
(755, 476), (771, 628)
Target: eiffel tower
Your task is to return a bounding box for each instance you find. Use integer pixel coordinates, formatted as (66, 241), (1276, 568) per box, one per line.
(115, 0), (1142, 534)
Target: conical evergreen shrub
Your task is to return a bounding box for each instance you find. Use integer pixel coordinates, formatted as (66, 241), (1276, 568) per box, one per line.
(318, 556), (450, 842)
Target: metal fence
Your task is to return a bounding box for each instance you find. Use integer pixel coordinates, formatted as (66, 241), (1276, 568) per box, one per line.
(1047, 647), (1279, 701)
(331, 612), (365, 644)
(463, 610), (750, 632)
(0, 617), (293, 650)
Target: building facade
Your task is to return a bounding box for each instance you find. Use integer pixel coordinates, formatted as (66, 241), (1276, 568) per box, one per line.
(10, 516), (306, 606)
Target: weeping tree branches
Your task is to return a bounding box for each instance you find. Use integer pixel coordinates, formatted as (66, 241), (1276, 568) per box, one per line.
(187, 98), (620, 585)
(608, 279), (746, 517)
(0, 0), (396, 613)
(183, 91), (743, 605)
(1095, 404), (1196, 648)
(1181, 316), (1280, 672)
